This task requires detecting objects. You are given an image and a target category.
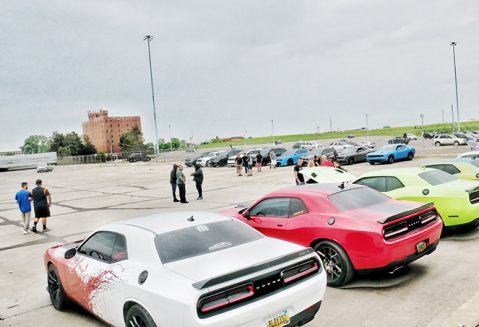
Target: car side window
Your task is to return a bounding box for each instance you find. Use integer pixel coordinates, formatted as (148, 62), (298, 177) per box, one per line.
(289, 198), (308, 217)
(250, 198), (290, 217)
(385, 177), (405, 192)
(442, 164), (461, 175)
(355, 177), (387, 192)
(78, 231), (124, 263)
(111, 234), (128, 262)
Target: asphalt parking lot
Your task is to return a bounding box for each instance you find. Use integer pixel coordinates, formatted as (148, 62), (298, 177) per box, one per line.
(1, 138), (478, 327)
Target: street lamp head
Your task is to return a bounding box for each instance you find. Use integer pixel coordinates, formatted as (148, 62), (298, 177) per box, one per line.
(144, 35), (154, 41)
(450, 41), (456, 46)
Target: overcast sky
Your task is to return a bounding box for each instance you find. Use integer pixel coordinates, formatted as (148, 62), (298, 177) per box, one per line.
(1, 0), (478, 151)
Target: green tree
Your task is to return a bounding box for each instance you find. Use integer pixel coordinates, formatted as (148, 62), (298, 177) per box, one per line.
(79, 135), (97, 155)
(21, 135), (50, 154)
(119, 125), (145, 152)
(50, 132), (65, 154)
(64, 132), (83, 156)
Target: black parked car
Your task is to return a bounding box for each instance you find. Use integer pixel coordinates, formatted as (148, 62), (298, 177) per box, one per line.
(127, 153), (151, 162)
(336, 146), (372, 165)
(388, 136), (409, 145)
(209, 149), (243, 167)
(185, 151), (211, 167)
(260, 147), (287, 165)
(423, 132), (435, 139)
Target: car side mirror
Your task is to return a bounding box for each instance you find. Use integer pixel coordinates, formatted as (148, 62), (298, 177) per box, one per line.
(243, 211), (251, 220)
(64, 247), (77, 259)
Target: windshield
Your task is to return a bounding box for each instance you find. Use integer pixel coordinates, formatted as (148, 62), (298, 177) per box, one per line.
(328, 187), (390, 212)
(279, 150), (294, 157)
(418, 170), (457, 186)
(340, 147), (356, 154)
(155, 220), (263, 263)
(381, 145), (395, 151)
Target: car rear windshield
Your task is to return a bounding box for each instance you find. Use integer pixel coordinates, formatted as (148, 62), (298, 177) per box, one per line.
(328, 187), (390, 212)
(155, 220), (263, 263)
(419, 170), (457, 185)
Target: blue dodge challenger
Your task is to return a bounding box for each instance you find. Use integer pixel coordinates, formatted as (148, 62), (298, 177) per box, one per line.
(366, 144), (415, 164)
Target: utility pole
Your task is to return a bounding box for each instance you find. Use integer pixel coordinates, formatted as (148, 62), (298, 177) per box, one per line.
(144, 35), (160, 154)
(168, 124), (172, 152)
(271, 120), (275, 144)
(451, 104), (455, 133)
(365, 113), (369, 141)
(329, 118), (332, 133)
(450, 42), (460, 131)
(420, 113), (425, 148)
(442, 108), (445, 124)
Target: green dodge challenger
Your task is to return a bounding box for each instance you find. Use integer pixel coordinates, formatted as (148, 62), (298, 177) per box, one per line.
(354, 167), (479, 228)
(422, 158), (479, 181)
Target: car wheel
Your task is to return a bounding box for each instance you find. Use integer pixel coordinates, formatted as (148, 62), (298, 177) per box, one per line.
(368, 161), (375, 165)
(453, 141), (459, 146)
(348, 157), (354, 165)
(287, 159), (294, 166)
(126, 304), (157, 327)
(388, 155), (394, 164)
(47, 264), (70, 310)
(314, 241), (354, 287)
(435, 141), (441, 147)
(407, 152), (414, 160)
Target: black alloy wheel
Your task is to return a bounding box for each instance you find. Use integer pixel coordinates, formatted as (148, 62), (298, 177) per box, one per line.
(388, 155), (394, 164)
(126, 304), (157, 327)
(287, 159), (294, 166)
(407, 152), (414, 160)
(47, 264), (69, 310)
(348, 157), (354, 165)
(314, 241), (354, 287)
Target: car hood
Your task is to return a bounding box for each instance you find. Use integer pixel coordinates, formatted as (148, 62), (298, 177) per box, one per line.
(368, 150), (392, 156)
(163, 237), (304, 282)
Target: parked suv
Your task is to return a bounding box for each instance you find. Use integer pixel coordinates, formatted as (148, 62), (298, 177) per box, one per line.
(433, 134), (467, 146)
(127, 153), (151, 162)
(209, 149), (243, 167)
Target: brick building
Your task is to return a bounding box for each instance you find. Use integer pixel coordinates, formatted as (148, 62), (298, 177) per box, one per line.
(82, 109), (141, 153)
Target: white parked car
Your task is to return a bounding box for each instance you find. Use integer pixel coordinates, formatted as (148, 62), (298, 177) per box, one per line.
(293, 141), (322, 150)
(457, 151), (479, 160)
(227, 149), (262, 166)
(196, 151), (225, 167)
(406, 133), (418, 141)
(329, 141), (353, 151)
(37, 163), (54, 173)
(433, 134), (467, 146)
(44, 212), (327, 327)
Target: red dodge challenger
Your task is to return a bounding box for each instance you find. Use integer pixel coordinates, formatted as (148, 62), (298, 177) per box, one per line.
(221, 183), (443, 286)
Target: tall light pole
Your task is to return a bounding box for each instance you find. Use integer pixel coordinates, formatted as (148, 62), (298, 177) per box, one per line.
(450, 42), (460, 131)
(271, 120), (275, 144)
(451, 104), (455, 132)
(329, 118), (332, 133)
(144, 35), (160, 154)
(420, 113), (425, 148)
(168, 124), (172, 152)
(365, 113), (369, 141)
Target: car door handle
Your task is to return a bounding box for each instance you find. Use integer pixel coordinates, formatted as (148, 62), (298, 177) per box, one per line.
(277, 224), (284, 227)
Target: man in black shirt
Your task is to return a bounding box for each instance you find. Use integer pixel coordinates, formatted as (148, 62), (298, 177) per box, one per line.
(294, 158), (305, 185)
(242, 153), (249, 175)
(30, 179), (52, 232)
(256, 153), (263, 172)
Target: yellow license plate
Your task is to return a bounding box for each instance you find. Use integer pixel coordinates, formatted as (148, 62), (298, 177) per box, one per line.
(416, 241), (427, 254)
(265, 310), (290, 327)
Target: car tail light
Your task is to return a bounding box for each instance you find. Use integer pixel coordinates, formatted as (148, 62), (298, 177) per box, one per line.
(419, 211), (437, 224)
(281, 260), (319, 284)
(383, 210), (438, 240)
(198, 284), (254, 313)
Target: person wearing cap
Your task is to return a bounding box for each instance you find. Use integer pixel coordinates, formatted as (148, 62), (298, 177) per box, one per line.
(294, 158), (305, 185)
(30, 179), (52, 232)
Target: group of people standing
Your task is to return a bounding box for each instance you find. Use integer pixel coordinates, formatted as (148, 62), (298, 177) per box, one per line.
(294, 155), (345, 185)
(15, 179), (52, 234)
(235, 151), (277, 177)
(170, 163), (204, 203)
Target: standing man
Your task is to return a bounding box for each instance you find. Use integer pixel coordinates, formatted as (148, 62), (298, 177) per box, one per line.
(294, 158), (305, 185)
(320, 155), (334, 167)
(15, 182), (32, 235)
(30, 179), (52, 233)
(235, 154), (243, 176)
(170, 164), (179, 202)
(242, 153), (249, 176)
(176, 164), (188, 203)
(270, 151), (277, 169)
(256, 152), (263, 172)
(191, 164), (204, 200)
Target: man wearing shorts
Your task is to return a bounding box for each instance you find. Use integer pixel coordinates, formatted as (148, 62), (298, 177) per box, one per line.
(270, 151), (277, 169)
(15, 182), (32, 235)
(235, 154), (243, 176)
(31, 179), (52, 233)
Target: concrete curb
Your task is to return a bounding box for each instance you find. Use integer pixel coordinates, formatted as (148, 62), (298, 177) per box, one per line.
(441, 291), (479, 327)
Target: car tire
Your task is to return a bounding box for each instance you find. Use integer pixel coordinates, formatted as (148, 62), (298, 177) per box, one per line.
(435, 141), (441, 147)
(47, 264), (70, 310)
(453, 141), (459, 147)
(368, 161), (375, 165)
(287, 159), (294, 166)
(314, 241), (354, 287)
(348, 157), (354, 165)
(125, 304), (157, 327)
(407, 152), (414, 160)
(388, 155), (394, 164)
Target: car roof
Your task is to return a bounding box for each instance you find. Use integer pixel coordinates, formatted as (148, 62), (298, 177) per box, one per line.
(268, 183), (364, 197)
(423, 158), (476, 165)
(105, 211), (232, 235)
(358, 167), (433, 178)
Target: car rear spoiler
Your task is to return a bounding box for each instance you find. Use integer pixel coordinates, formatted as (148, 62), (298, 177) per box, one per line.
(466, 186), (479, 194)
(192, 248), (315, 290)
(377, 202), (434, 224)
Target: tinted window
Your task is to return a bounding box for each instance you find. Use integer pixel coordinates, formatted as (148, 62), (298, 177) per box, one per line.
(250, 198), (290, 217)
(111, 235), (128, 262)
(79, 231), (118, 262)
(328, 187), (390, 212)
(155, 220), (263, 263)
(289, 198), (308, 216)
(419, 170), (456, 185)
(355, 177), (387, 192)
(470, 160), (479, 167)
(385, 177), (405, 192)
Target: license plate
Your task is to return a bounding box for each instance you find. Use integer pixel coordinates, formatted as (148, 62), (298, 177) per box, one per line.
(416, 241), (427, 254)
(265, 310), (290, 327)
